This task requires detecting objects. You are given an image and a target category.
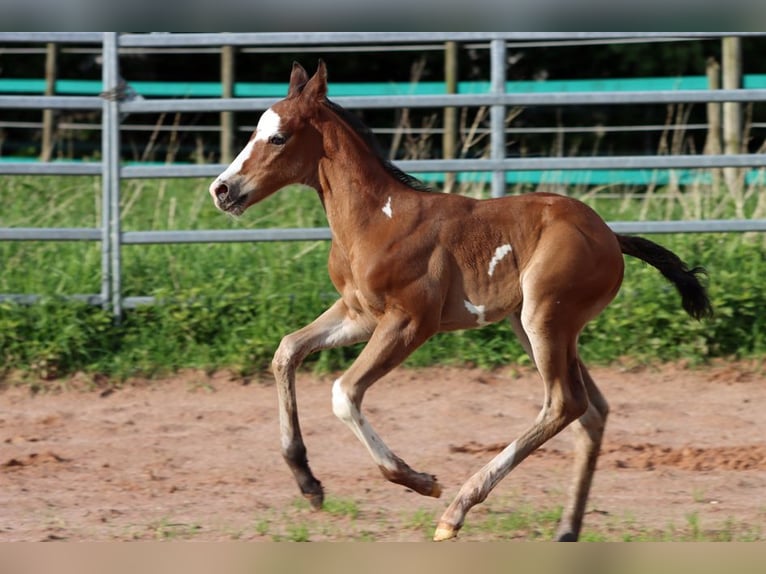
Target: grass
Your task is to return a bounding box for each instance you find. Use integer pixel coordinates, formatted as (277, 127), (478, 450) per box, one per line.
(460, 504), (563, 540)
(116, 497), (765, 541)
(2, 174), (766, 380)
(148, 517), (204, 540)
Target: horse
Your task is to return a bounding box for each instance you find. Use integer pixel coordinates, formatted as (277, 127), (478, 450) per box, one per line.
(209, 61), (712, 541)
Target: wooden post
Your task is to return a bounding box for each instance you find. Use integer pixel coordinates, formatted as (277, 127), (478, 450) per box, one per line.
(704, 57), (721, 155)
(722, 37), (742, 154)
(41, 42), (58, 161)
(220, 45), (236, 163)
(704, 57), (721, 189)
(443, 41), (458, 193)
(722, 36), (742, 199)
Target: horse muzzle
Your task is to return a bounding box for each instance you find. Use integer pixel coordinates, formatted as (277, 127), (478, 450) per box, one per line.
(210, 179), (249, 215)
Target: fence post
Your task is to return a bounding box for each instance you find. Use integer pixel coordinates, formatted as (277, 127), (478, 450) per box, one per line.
(41, 42), (58, 161)
(220, 45), (236, 163)
(704, 57), (721, 189)
(722, 36), (743, 201)
(102, 32), (123, 318)
(443, 41), (458, 193)
(490, 38), (506, 198)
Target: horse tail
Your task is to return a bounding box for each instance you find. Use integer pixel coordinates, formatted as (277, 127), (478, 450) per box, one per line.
(616, 234), (713, 320)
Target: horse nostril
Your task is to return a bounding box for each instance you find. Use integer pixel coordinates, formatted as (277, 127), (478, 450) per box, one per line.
(215, 183), (229, 199)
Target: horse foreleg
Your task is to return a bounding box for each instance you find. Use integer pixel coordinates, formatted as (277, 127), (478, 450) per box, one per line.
(272, 299), (372, 509)
(332, 310), (442, 498)
(555, 361), (608, 541)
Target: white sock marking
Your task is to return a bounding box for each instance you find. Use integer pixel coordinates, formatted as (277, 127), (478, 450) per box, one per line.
(488, 244), (513, 277)
(464, 300), (488, 326)
(478, 440), (518, 496)
(332, 378), (397, 471)
(382, 196), (393, 218)
(497, 440), (517, 468)
(331, 378), (353, 422)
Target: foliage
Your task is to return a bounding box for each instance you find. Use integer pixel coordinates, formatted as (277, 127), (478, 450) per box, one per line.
(4, 37), (766, 163)
(2, 176), (766, 382)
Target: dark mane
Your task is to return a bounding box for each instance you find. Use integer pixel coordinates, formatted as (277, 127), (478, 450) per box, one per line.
(322, 99), (432, 193)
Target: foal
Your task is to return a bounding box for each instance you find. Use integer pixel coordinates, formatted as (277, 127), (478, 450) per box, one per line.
(209, 61), (711, 541)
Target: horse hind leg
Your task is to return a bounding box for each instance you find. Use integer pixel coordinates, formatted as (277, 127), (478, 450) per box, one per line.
(434, 308), (589, 541)
(508, 313), (609, 542)
(555, 360), (609, 541)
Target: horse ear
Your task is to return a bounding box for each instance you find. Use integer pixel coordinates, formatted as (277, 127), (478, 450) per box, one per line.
(287, 61), (309, 98)
(301, 59), (328, 102)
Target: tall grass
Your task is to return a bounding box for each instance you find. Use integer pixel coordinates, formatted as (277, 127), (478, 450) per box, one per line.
(1, 173), (766, 381)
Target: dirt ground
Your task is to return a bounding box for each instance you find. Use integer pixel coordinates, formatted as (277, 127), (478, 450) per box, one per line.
(1, 361), (765, 541)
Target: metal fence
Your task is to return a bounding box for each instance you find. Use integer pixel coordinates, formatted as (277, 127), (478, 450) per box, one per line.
(2, 32), (766, 317)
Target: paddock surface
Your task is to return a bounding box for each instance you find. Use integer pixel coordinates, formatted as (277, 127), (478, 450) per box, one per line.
(2, 362), (764, 541)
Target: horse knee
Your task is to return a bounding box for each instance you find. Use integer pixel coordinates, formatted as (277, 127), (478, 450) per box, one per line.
(272, 335), (299, 377)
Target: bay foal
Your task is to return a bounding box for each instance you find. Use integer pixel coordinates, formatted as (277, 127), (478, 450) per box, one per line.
(209, 62), (711, 541)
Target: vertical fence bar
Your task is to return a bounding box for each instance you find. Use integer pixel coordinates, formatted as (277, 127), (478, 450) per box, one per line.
(41, 42), (57, 161)
(220, 45), (236, 163)
(490, 38), (506, 198)
(443, 40), (458, 193)
(102, 32), (123, 318)
(99, 34), (113, 312)
(722, 36), (743, 200)
(704, 57), (722, 189)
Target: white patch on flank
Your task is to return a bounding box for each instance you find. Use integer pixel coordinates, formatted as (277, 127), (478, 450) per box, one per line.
(382, 196), (393, 218)
(464, 300), (488, 326)
(253, 108), (282, 142)
(487, 243), (513, 277)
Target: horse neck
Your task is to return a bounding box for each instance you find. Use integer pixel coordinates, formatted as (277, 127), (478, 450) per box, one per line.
(314, 116), (405, 238)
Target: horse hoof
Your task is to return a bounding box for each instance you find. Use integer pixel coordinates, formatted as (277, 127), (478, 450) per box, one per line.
(304, 490), (324, 511)
(433, 522), (458, 541)
(429, 481), (443, 498)
(556, 531), (578, 542)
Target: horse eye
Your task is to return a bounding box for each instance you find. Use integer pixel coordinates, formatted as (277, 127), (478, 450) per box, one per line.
(269, 133), (287, 146)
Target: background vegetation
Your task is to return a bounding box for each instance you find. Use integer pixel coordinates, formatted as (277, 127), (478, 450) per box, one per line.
(3, 36), (766, 162)
(2, 37), (766, 383)
(1, 173), (765, 383)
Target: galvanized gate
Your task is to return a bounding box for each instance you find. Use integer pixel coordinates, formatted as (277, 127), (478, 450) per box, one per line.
(2, 32), (766, 317)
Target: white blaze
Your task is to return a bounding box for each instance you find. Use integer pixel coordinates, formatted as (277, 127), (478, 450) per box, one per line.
(217, 138), (255, 182)
(214, 108), (281, 184)
(253, 108), (282, 142)
(488, 244), (513, 277)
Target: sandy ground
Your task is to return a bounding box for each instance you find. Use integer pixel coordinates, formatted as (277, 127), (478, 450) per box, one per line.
(1, 361), (765, 541)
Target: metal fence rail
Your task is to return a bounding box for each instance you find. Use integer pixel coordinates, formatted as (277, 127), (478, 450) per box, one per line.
(2, 32), (766, 316)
